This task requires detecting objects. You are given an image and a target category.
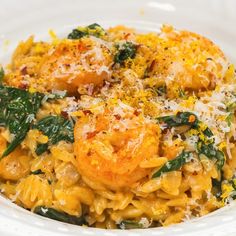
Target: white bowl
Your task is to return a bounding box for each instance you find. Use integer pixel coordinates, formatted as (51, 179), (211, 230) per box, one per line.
(0, 0), (236, 235)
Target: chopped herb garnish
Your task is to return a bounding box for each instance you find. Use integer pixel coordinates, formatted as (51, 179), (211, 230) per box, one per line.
(34, 206), (86, 225)
(152, 151), (191, 178)
(33, 115), (74, 155)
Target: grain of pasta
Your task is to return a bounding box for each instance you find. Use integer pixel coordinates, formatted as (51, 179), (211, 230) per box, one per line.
(0, 23), (236, 229)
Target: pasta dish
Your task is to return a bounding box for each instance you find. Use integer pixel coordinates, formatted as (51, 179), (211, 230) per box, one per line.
(0, 23), (236, 229)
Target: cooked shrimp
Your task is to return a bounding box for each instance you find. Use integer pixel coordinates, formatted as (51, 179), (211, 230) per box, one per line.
(39, 37), (113, 93)
(6, 36), (113, 94)
(148, 25), (228, 94)
(74, 102), (160, 189)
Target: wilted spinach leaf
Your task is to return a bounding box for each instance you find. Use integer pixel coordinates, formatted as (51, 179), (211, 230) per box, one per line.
(118, 220), (146, 229)
(212, 178), (223, 199)
(178, 88), (187, 98)
(0, 86), (46, 158)
(0, 67), (4, 84)
(156, 112), (198, 128)
(33, 115), (74, 155)
(87, 23), (102, 30)
(156, 111), (224, 170)
(155, 85), (167, 96)
(68, 23), (105, 39)
(30, 169), (44, 175)
(197, 141), (225, 170)
(152, 151), (191, 178)
(0, 86), (65, 158)
(68, 29), (87, 39)
(114, 42), (137, 64)
(226, 101), (236, 113)
(34, 206), (86, 225)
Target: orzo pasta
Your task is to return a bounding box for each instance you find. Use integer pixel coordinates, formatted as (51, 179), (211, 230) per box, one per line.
(0, 23), (236, 229)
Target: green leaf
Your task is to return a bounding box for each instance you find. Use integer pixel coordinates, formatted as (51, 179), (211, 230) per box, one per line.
(0, 86), (46, 158)
(67, 29), (87, 39)
(156, 112), (224, 171)
(0, 86), (64, 158)
(152, 151), (191, 178)
(33, 115), (74, 155)
(157, 112), (213, 138)
(197, 141), (225, 170)
(230, 179), (236, 190)
(155, 85), (166, 96)
(114, 42), (137, 64)
(0, 67), (4, 84)
(118, 220), (145, 230)
(226, 113), (234, 126)
(2, 126), (29, 157)
(67, 23), (105, 39)
(226, 102), (236, 112)
(220, 177), (236, 202)
(202, 127), (213, 137)
(86, 23), (105, 37)
(178, 88), (187, 98)
(212, 178), (223, 199)
(87, 23), (103, 30)
(156, 112), (198, 128)
(30, 169), (44, 175)
(34, 206), (86, 225)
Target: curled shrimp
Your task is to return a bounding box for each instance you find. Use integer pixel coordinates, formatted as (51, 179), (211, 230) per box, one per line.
(148, 25), (228, 93)
(6, 36), (113, 94)
(74, 103), (160, 189)
(39, 37), (113, 93)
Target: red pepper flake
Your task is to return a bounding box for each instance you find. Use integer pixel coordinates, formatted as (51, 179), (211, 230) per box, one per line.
(21, 66), (28, 75)
(114, 114), (121, 120)
(61, 111), (69, 119)
(133, 110), (140, 116)
(83, 110), (92, 115)
(149, 60), (156, 72)
(19, 83), (29, 90)
(77, 43), (87, 52)
(86, 131), (97, 139)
